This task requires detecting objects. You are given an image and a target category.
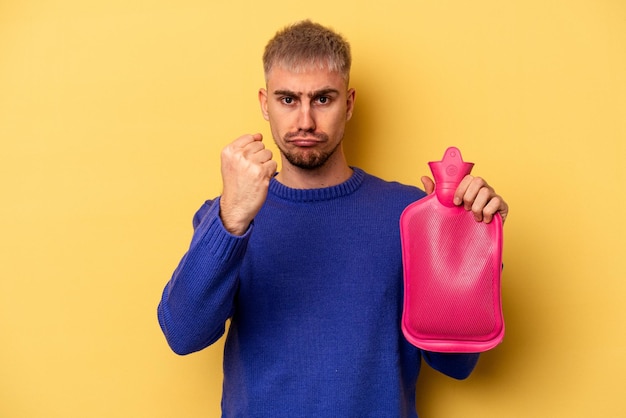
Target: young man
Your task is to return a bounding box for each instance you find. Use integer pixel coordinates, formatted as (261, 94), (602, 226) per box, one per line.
(158, 20), (508, 417)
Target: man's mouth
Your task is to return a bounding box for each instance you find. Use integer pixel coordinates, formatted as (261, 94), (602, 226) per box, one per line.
(284, 132), (328, 147)
(289, 139), (320, 147)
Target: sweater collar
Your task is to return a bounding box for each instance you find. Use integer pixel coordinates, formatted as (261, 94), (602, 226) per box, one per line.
(269, 167), (365, 202)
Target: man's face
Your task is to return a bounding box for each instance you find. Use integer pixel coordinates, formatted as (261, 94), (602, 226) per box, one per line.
(259, 65), (355, 170)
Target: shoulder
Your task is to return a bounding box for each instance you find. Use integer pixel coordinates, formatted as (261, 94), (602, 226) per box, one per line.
(357, 168), (427, 204)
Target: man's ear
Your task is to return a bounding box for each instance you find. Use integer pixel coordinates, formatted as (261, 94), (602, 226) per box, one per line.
(346, 88), (356, 121)
(259, 88), (269, 121)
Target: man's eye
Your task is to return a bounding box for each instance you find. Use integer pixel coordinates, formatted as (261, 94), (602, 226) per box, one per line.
(281, 97), (295, 105)
(317, 96), (329, 104)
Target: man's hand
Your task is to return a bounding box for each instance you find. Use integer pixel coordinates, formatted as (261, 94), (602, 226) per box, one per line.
(220, 133), (277, 235)
(421, 175), (508, 224)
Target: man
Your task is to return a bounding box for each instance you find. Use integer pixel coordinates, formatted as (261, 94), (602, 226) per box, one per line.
(158, 20), (508, 417)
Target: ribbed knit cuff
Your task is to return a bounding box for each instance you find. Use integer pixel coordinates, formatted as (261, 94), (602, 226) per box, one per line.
(191, 197), (251, 263)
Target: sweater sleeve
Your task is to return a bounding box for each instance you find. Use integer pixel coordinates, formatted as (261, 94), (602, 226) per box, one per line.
(157, 198), (250, 355)
(421, 350), (480, 380)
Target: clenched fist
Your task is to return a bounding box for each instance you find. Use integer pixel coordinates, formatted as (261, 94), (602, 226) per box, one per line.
(219, 133), (277, 235)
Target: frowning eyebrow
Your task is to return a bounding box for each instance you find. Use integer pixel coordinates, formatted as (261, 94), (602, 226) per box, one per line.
(272, 88), (341, 98)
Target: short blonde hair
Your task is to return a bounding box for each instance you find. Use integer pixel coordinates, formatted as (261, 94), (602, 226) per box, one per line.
(263, 20), (352, 83)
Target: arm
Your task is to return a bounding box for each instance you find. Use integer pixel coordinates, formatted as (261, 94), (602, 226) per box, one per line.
(157, 199), (250, 355)
(157, 133), (276, 355)
(422, 351), (480, 380)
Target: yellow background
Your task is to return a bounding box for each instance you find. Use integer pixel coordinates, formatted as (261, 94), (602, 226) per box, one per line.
(1, 0), (625, 417)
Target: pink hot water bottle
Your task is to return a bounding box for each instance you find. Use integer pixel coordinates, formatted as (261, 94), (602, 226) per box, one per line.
(400, 147), (504, 353)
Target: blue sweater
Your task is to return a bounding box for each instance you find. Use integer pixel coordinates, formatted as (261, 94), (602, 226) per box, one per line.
(158, 168), (479, 417)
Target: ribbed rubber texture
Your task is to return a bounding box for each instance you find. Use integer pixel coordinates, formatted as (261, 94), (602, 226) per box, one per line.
(400, 194), (504, 352)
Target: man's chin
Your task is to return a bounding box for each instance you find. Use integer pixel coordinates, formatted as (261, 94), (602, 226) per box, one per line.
(280, 142), (342, 170)
(284, 153), (328, 170)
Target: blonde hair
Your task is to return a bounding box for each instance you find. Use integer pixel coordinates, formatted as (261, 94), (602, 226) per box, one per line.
(263, 20), (352, 83)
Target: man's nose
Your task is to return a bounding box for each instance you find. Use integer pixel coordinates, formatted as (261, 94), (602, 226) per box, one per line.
(297, 104), (315, 132)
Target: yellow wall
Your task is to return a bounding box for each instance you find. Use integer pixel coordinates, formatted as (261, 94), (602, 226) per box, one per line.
(1, 1), (624, 417)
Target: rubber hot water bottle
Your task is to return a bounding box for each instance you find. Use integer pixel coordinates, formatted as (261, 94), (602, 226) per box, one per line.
(400, 147), (504, 352)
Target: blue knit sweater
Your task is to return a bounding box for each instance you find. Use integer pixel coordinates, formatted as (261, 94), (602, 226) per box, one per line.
(158, 168), (479, 417)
